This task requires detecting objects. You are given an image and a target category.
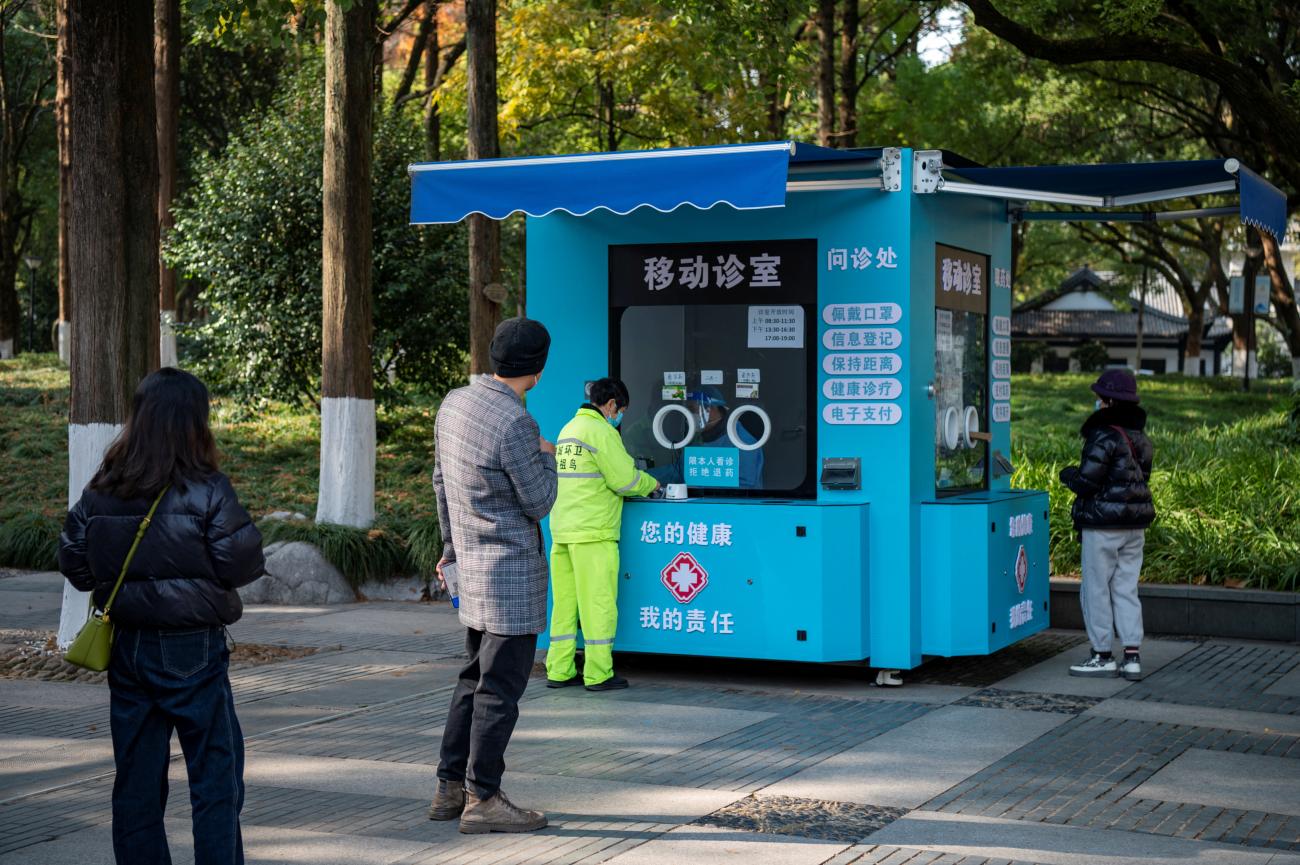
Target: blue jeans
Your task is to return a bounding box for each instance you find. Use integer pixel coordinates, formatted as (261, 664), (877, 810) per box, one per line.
(108, 626), (245, 865)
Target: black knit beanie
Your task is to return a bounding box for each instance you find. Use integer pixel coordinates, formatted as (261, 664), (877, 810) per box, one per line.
(490, 317), (551, 378)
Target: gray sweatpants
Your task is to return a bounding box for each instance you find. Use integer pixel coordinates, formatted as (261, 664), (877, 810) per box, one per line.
(1080, 528), (1146, 652)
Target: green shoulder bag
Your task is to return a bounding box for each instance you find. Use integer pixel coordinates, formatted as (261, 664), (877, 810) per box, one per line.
(64, 486), (169, 672)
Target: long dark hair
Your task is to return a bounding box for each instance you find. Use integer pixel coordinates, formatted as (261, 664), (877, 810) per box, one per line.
(90, 368), (220, 499)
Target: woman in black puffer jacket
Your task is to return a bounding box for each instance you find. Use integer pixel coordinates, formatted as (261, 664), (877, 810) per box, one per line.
(1058, 369), (1154, 683)
(59, 368), (264, 865)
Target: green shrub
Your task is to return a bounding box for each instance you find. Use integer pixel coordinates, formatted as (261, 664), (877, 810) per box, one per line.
(166, 56), (469, 408)
(0, 512), (60, 570)
(1068, 340), (1110, 372)
(260, 518), (414, 588)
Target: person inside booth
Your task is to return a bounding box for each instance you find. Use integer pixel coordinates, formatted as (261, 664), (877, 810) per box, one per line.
(650, 386), (764, 489)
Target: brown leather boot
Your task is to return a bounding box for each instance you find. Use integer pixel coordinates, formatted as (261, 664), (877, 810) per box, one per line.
(428, 779), (466, 820)
(459, 788), (547, 834)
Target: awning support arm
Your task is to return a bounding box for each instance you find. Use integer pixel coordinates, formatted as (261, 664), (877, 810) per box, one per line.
(1010, 205), (1239, 224)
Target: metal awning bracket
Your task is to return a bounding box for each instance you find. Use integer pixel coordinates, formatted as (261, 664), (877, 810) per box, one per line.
(880, 147), (902, 192)
(912, 150), (944, 194)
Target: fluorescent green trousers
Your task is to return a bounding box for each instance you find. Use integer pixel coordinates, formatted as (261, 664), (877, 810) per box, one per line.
(546, 540), (619, 686)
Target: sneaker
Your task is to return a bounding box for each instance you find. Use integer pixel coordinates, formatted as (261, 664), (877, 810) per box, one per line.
(428, 779), (465, 820)
(1069, 653), (1118, 678)
(545, 674), (583, 689)
(585, 674), (629, 692)
(459, 789), (547, 834)
(1120, 653), (1142, 681)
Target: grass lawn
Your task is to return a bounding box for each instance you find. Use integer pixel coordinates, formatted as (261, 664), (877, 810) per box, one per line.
(2, 355), (1297, 590)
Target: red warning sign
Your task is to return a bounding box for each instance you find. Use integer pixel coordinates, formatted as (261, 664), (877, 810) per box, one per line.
(661, 551), (709, 604)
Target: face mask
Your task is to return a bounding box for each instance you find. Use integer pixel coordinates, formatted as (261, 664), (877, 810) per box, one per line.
(609, 410), (623, 429)
(1094, 399), (1103, 411)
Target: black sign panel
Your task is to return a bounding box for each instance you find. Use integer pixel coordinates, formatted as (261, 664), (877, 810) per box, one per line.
(609, 239), (817, 307)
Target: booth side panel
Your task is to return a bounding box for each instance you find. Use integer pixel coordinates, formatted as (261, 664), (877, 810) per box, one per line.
(611, 501), (869, 662)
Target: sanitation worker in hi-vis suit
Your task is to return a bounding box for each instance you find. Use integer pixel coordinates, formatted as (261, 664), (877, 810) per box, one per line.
(546, 378), (659, 691)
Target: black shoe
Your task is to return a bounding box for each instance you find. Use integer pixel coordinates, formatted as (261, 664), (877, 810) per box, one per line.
(546, 674), (583, 689)
(586, 675), (629, 692)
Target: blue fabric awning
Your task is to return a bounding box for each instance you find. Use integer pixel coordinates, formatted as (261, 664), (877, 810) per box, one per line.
(948, 158), (1287, 240)
(408, 141), (879, 224)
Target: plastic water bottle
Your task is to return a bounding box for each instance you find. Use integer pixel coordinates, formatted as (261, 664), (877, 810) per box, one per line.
(442, 561), (460, 609)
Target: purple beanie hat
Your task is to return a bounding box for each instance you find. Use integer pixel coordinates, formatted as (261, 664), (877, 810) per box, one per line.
(1091, 368), (1139, 403)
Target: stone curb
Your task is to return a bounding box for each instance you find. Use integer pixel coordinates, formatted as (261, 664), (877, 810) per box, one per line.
(1050, 578), (1300, 642)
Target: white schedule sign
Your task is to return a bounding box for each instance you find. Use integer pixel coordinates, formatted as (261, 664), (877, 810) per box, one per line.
(748, 305), (804, 348)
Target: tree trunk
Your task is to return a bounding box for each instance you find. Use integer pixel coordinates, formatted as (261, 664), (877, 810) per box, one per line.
(61, 0), (160, 647)
(1261, 230), (1300, 376)
(1235, 230), (1264, 385)
(392, 2), (432, 107)
(1184, 302), (1204, 376)
(318, 0), (377, 528)
(155, 0), (180, 367)
(466, 0), (501, 375)
(816, 0), (836, 147)
(423, 3), (441, 162)
(837, 0), (859, 148)
(0, 266), (16, 359)
(0, 15), (16, 359)
(56, 0), (71, 364)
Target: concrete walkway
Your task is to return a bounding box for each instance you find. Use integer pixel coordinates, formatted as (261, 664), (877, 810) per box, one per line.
(2, 569), (1298, 865)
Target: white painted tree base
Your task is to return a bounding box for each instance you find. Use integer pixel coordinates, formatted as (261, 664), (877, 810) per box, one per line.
(57, 322), (70, 364)
(1183, 357), (1201, 377)
(160, 309), (178, 369)
(0, 338), (12, 359)
(57, 422), (124, 649)
(316, 397), (375, 528)
(1292, 356), (1300, 382)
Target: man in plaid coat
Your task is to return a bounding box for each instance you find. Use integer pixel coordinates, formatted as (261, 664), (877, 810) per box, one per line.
(429, 318), (558, 834)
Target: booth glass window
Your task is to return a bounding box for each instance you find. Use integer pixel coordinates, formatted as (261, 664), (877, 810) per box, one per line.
(610, 240), (818, 499)
(934, 244), (989, 495)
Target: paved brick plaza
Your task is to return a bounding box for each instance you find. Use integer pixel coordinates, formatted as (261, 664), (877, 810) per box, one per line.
(2, 569), (1298, 865)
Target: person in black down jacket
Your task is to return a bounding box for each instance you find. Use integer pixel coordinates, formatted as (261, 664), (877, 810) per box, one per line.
(1058, 368), (1154, 682)
(59, 368), (264, 865)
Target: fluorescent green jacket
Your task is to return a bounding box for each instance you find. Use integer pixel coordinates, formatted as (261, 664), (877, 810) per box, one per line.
(550, 407), (657, 544)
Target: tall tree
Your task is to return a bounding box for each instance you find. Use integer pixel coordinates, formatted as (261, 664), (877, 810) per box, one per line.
(55, 0), (70, 363)
(0, 2), (55, 359)
(465, 0), (501, 374)
(1076, 218), (1228, 376)
(816, 0), (836, 146)
(59, 0), (160, 646)
(316, 0), (377, 528)
(155, 0), (180, 367)
(961, 0), (1300, 370)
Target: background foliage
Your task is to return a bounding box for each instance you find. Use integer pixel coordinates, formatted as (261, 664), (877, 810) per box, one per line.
(166, 58), (469, 407)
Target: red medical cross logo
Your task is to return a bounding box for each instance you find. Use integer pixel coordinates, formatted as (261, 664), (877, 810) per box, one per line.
(661, 551), (708, 604)
(1014, 545), (1029, 594)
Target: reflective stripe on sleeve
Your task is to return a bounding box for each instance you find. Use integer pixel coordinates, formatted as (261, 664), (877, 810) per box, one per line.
(557, 437), (598, 454)
(558, 472), (603, 479)
(616, 470), (643, 493)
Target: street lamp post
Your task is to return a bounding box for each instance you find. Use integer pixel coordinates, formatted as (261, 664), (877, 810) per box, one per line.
(23, 254), (42, 353)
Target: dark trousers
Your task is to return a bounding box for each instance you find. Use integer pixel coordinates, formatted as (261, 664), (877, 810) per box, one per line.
(436, 628), (537, 798)
(108, 626), (245, 865)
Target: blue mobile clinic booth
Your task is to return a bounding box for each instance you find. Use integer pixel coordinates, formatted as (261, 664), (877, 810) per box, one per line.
(410, 143), (1286, 673)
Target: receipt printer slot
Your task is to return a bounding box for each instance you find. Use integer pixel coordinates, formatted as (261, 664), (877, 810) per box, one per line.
(820, 457), (861, 491)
